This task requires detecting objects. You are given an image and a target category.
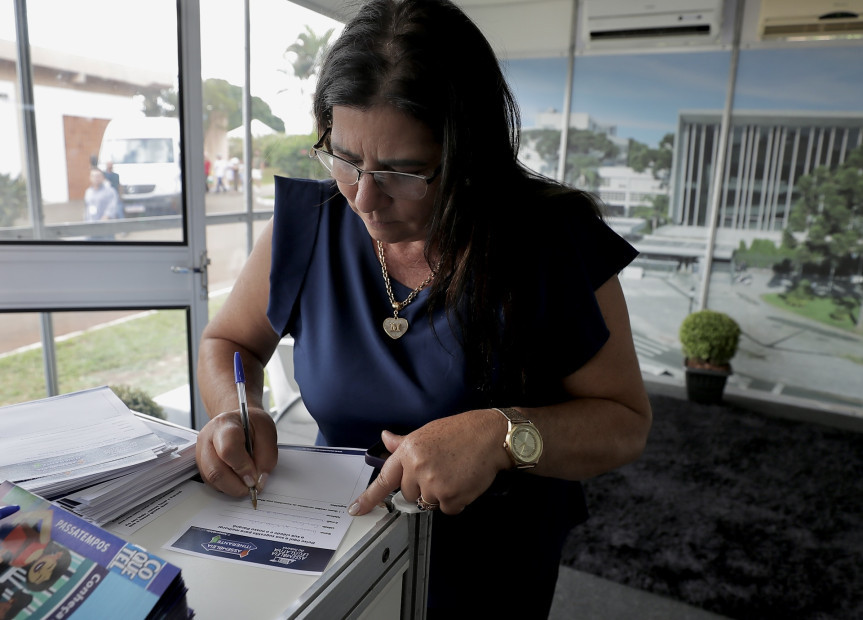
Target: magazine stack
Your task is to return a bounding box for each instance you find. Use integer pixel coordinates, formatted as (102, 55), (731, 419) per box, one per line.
(0, 481), (192, 619)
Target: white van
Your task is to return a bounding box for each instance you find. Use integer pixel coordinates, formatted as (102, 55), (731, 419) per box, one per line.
(97, 117), (182, 217)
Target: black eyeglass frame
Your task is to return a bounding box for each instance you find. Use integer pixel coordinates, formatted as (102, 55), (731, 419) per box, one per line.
(309, 128), (442, 200)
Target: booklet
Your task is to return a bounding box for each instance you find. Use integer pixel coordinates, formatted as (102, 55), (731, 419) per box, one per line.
(0, 481), (192, 619)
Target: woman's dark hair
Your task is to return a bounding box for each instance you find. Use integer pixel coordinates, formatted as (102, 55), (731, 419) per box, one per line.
(314, 0), (602, 396)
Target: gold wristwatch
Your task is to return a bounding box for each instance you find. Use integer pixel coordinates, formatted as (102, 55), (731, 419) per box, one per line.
(494, 407), (543, 469)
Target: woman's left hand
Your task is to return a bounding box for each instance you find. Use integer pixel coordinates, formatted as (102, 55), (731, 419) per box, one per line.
(348, 409), (510, 516)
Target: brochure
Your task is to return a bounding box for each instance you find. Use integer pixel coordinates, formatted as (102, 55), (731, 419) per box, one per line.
(0, 481), (191, 619)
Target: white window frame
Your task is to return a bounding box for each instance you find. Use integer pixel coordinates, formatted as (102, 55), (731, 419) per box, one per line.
(0, 0), (210, 428)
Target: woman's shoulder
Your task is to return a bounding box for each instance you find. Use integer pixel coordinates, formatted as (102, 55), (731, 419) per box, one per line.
(274, 176), (339, 203)
(514, 178), (606, 240)
(272, 177), (342, 229)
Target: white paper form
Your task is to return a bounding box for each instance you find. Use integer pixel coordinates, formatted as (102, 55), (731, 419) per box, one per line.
(105, 480), (203, 536)
(165, 445), (374, 575)
(0, 386), (165, 483)
(56, 417), (199, 524)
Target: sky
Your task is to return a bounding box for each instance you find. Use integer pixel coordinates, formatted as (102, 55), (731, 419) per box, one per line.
(3, 2), (861, 146)
(506, 46), (863, 148)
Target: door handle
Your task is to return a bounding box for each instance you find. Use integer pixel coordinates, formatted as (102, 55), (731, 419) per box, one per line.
(170, 251), (211, 299)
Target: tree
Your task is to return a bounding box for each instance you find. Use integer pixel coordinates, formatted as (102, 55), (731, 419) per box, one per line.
(139, 80), (287, 164)
(137, 87), (177, 117)
(256, 132), (330, 180)
(627, 133), (673, 186)
(201, 79), (285, 134)
(787, 145), (863, 326)
(138, 80), (285, 136)
(569, 130), (620, 190)
(632, 193), (669, 232)
(281, 26), (334, 99)
(521, 129), (562, 164)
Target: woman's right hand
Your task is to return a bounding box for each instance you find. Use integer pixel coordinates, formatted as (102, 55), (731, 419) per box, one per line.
(195, 407), (279, 497)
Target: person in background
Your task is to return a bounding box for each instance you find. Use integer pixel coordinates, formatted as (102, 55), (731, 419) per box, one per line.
(204, 154), (212, 192)
(213, 155), (227, 193)
(194, 1), (651, 617)
(84, 168), (119, 222)
(101, 161), (123, 218)
(229, 157), (241, 192)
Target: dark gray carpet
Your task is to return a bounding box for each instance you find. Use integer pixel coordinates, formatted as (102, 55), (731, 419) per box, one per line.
(561, 393), (863, 620)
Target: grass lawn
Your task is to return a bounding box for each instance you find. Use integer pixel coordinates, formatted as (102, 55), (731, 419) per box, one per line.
(0, 294), (229, 408)
(762, 292), (862, 333)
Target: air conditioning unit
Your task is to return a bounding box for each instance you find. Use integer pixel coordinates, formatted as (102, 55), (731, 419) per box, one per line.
(758, 0), (863, 39)
(582, 0), (724, 49)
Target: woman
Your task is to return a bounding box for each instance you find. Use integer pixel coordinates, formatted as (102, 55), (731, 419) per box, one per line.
(195, 0), (651, 616)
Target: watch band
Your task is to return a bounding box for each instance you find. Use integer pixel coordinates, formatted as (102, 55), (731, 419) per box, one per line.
(494, 407), (530, 424)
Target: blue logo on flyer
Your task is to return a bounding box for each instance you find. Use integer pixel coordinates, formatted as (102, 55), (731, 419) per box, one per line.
(269, 546), (310, 566)
(203, 535), (256, 558)
(107, 545), (166, 585)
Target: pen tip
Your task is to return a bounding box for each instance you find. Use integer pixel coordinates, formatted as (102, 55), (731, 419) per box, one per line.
(250, 487), (258, 510)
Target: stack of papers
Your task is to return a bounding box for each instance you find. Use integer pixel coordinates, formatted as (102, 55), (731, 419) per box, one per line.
(0, 386), (197, 525)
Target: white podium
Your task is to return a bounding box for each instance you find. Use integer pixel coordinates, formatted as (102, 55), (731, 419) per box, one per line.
(129, 483), (431, 619)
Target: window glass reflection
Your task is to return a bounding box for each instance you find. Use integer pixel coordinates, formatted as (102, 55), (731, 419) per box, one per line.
(197, 0), (342, 292)
(506, 50), (731, 385)
(0, 308), (192, 425)
(0, 0), (181, 243)
(0, 1), (28, 233)
(703, 46), (863, 409)
(0, 312), (41, 406)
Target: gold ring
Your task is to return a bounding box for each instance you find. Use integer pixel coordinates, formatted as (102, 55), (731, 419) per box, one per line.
(416, 495), (439, 511)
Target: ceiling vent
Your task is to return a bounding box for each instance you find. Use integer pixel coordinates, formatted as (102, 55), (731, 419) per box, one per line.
(583, 0), (724, 49)
(759, 0), (863, 39)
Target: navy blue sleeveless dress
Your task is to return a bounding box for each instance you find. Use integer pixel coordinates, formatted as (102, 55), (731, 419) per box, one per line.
(266, 176), (638, 617)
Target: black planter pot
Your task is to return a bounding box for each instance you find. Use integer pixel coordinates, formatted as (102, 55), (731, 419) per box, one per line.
(684, 364), (731, 404)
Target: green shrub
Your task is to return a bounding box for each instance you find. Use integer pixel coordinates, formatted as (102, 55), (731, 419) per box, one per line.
(784, 279), (814, 307)
(0, 172), (27, 227)
(110, 384), (166, 420)
(679, 310), (741, 368)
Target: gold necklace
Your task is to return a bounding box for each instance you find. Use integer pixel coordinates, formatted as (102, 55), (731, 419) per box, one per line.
(377, 240), (437, 339)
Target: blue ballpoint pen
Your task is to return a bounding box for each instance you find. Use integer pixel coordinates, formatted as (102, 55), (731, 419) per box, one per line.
(0, 505), (20, 520)
(234, 352), (258, 509)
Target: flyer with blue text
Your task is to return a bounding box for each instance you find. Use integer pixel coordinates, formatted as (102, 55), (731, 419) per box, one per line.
(164, 446), (373, 576)
(0, 481), (190, 619)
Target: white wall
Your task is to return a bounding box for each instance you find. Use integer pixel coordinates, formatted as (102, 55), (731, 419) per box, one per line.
(0, 79), (140, 202)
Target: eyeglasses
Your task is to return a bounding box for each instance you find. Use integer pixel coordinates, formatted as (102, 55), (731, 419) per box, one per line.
(310, 128), (441, 200)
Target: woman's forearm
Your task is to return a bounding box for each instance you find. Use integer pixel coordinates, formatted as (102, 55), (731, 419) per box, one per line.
(197, 336), (268, 419)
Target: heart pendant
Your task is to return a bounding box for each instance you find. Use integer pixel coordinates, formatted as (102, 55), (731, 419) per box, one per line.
(383, 317), (409, 339)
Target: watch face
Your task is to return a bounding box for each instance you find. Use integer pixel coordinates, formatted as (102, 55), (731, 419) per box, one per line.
(510, 425), (543, 464)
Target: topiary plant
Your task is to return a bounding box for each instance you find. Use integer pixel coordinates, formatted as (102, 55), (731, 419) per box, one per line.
(679, 309), (741, 370)
(110, 384), (166, 420)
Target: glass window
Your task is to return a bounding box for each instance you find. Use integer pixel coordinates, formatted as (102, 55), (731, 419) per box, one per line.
(506, 57), (569, 179)
(508, 50), (731, 381)
(0, 2), (26, 233)
(196, 1), (342, 292)
(0, 0), (182, 243)
(0, 309), (192, 425)
(703, 45), (863, 408)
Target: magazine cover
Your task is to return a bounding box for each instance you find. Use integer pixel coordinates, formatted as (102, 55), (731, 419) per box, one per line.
(0, 481), (191, 619)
